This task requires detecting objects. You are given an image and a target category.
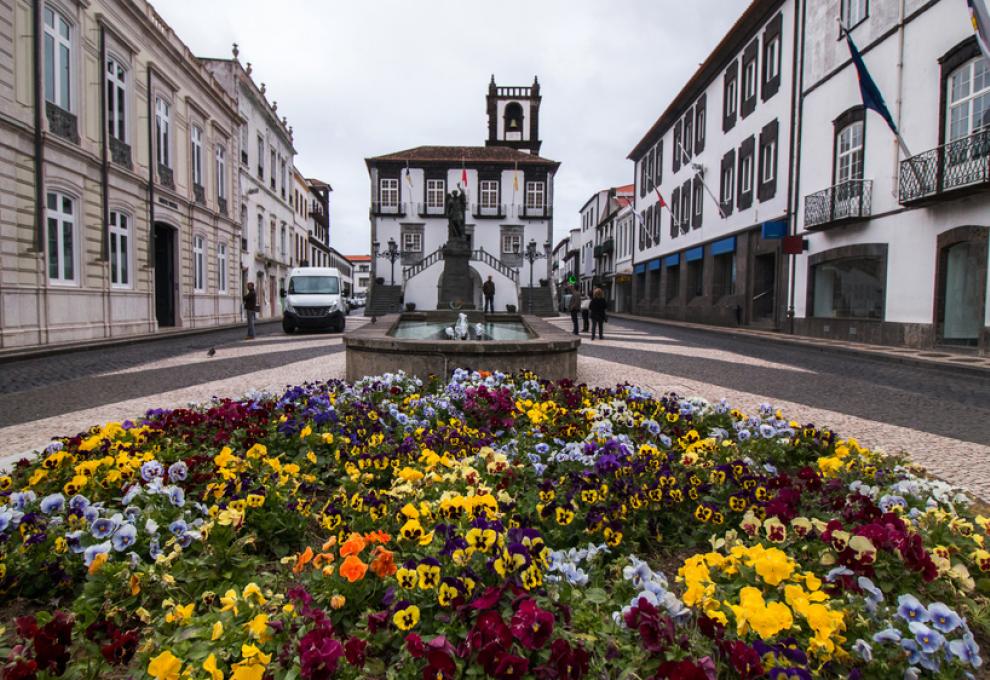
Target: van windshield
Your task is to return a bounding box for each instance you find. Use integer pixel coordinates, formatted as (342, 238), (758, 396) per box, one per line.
(288, 276), (339, 295)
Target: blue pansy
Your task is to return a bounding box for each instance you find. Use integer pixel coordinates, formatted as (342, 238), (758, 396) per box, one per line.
(909, 621), (945, 654)
(949, 633), (983, 668)
(897, 594), (929, 623)
(167, 461), (188, 481)
(112, 523), (138, 552)
(926, 602), (962, 634)
(83, 541), (111, 566)
(140, 460), (163, 481)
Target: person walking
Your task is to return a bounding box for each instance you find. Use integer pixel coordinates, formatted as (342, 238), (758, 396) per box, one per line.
(482, 275), (496, 314)
(243, 282), (258, 339)
(580, 294), (590, 332)
(589, 287), (608, 340)
(567, 285), (582, 335)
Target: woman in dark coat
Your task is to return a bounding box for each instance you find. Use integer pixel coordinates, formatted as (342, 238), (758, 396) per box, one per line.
(589, 287), (608, 340)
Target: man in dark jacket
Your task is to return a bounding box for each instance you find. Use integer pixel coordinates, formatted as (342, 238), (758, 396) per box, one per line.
(589, 287), (608, 340)
(567, 285), (582, 335)
(243, 282), (257, 339)
(482, 275), (495, 313)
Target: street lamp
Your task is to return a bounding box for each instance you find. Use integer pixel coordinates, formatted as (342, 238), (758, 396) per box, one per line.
(522, 239), (549, 313)
(374, 237), (402, 285)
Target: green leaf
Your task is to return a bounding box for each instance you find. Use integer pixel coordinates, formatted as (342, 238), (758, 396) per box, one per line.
(584, 587), (608, 604)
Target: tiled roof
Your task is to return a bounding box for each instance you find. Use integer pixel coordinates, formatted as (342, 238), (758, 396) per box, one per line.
(346, 255), (372, 262)
(366, 145), (559, 167)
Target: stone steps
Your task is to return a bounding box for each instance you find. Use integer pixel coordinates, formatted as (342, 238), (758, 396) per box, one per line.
(365, 285), (402, 316)
(519, 287), (557, 317)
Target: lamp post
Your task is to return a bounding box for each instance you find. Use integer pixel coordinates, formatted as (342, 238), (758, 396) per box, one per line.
(522, 239), (549, 314)
(374, 237), (402, 285)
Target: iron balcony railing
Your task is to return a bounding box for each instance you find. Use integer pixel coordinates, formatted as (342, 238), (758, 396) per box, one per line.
(899, 129), (990, 204)
(416, 202), (446, 217)
(370, 201), (406, 217)
(803, 179), (872, 230)
(471, 203), (506, 219)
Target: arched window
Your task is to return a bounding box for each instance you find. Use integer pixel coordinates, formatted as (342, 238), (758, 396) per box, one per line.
(947, 56), (990, 142)
(835, 121), (864, 184)
(109, 210), (130, 287)
(504, 102), (524, 134)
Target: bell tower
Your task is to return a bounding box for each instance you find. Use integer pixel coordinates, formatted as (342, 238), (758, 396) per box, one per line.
(486, 75), (542, 155)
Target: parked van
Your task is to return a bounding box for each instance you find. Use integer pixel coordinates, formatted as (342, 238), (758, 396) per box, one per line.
(280, 267), (347, 333)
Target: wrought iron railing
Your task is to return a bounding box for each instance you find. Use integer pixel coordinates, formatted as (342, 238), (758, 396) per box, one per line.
(371, 201), (406, 217)
(472, 247), (519, 283)
(803, 179), (872, 230)
(415, 202), (446, 217)
(471, 203), (506, 219)
(402, 247), (443, 282)
(899, 129), (990, 203)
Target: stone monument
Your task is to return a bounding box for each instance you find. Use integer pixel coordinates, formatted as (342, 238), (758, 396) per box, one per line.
(437, 188), (475, 309)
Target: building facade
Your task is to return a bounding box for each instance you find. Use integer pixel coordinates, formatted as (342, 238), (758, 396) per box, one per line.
(793, 0), (990, 353)
(348, 255), (372, 298)
(365, 78), (559, 313)
(0, 0), (244, 349)
(628, 0), (797, 329)
(201, 53), (296, 321)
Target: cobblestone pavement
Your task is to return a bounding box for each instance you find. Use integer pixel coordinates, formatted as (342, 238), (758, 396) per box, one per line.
(2, 315), (988, 499)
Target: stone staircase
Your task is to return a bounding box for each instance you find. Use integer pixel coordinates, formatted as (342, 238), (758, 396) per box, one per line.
(364, 285), (402, 316)
(519, 287), (557, 317)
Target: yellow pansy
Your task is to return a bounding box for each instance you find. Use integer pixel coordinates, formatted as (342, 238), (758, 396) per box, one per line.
(203, 654), (224, 680)
(148, 650), (183, 680)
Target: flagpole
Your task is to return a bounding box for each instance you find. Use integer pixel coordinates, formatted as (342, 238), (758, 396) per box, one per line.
(674, 139), (727, 219)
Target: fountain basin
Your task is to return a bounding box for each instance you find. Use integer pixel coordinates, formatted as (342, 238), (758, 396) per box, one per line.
(344, 312), (578, 381)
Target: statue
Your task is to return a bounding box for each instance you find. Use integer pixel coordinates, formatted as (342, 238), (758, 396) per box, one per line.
(444, 188), (467, 242)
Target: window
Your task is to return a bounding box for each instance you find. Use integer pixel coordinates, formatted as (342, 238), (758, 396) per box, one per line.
(257, 214), (264, 252)
(379, 178), (399, 208)
(109, 211), (129, 287)
(240, 122), (249, 165)
(426, 179), (445, 208)
(280, 225), (287, 257)
(679, 183), (691, 234)
(714, 253), (736, 297)
(269, 148), (276, 189)
(191, 126), (203, 187)
(193, 235), (206, 291)
(155, 97), (170, 167)
(639, 158), (647, 197)
(683, 114), (694, 159)
(761, 139), (777, 184)
(525, 181), (545, 209)
(217, 242), (228, 293)
(835, 121), (864, 186)
(280, 159), (287, 197)
(216, 145), (227, 199)
(693, 180), (703, 217)
(654, 141), (663, 185)
(46, 191), (75, 282)
(670, 187), (680, 237)
(721, 160), (735, 213)
(743, 57), (757, 102)
(765, 36), (780, 83)
(723, 61), (739, 131)
(740, 154), (753, 195)
(812, 257), (884, 319)
(403, 231), (422, 253)
(106, 56), (126, 141)
(726, 80), (737, 114)
(257, 135), (264, 179)
(687, 259), (704, 299)
(666, 265), (680, 301)
(947, 57), (990, 142)
(43, 6), (71, 110)
(502, 233), (522, 254)
(480, 180), (499, 209)
(841, 0), (868, 29)
(672, 120), (682, 172)
(695, 97), (706, 153)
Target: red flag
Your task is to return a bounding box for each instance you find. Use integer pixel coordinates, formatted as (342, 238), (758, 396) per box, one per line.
(461, 167), (468, 186)
(655, 188), (668, 209)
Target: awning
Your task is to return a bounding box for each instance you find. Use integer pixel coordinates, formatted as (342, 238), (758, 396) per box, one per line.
(762, 219), (788, 239)
(711, 236), (736, 256)
(685, 246), (704, 262)
(634, 263), (646, 274)
(663, 253), (680, 267)
(647, 258), (661, 271)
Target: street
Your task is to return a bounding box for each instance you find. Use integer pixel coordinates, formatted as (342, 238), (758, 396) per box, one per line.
(1, 316), (988, 498)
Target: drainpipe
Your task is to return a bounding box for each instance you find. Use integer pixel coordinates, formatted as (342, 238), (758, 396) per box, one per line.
(32, 0), (48, 345)
(891, 0), (907, 198)
(99, 25), (111, 339)
(146, 65), (155, 268)
(786, 0), (807, 334)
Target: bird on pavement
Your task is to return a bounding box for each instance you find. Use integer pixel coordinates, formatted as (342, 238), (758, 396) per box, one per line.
(206, 346), (216, 357)
(371, 316), (377, 324)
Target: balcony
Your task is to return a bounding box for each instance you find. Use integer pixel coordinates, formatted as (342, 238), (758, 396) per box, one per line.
(371, 201), (405, 217)
(899, 129), (990, 205)
(803, 179), (872, 231)
(520, 204), (552, 219)
(416, 202), (446, 218)
(471, 203), (506, 219)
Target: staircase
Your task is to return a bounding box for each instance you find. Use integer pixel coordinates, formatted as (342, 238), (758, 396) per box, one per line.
(365, 285), (402, 316)
(519, 287), (557, 317)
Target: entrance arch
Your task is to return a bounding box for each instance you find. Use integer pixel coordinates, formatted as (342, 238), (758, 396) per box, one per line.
(153, 222), (177, 327)
(935, 226), (988, 347)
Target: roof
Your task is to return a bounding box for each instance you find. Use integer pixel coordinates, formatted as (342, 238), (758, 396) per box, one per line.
(306, 178), (333, 191)
(615, 183), (635, 195)
(346, 255), (372, 262)
(627, 0), (783, 160)
(366, 145), (559, 168)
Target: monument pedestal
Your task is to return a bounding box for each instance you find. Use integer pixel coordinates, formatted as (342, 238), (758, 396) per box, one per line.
(437, 239), (475, 310)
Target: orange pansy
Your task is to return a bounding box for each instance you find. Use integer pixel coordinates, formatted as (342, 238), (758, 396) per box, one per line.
(292, 546), (314, 574)
(340, 555), (368, 583)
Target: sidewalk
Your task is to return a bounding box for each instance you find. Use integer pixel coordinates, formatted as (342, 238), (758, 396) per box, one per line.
(0, 319), (282, 365)
(609, 313), (990, 377)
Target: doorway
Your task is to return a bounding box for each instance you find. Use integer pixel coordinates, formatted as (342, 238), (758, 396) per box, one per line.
(269, 276), (277, 318)
(938, 241), (982, 346)
(752, 253), (777, 323)
(154, 224), (176, 327)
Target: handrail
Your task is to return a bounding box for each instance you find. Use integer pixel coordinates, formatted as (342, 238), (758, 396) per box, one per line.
(402, 247), (443, 282)
(472, 247), (519, 283)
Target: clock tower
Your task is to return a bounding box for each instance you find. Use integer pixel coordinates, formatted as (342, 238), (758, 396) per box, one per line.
(485, 75), (542, 155)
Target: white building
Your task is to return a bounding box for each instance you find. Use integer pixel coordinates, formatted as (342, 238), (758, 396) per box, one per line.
(365, 77), (559, 313)
(348, 256), (372, 298)
(611, 197), (637, 313)
(578, 189), (610, 295)
(202, 53), (296, 321)
(628, 0), (796, 329)
(793, 0), (989, 353)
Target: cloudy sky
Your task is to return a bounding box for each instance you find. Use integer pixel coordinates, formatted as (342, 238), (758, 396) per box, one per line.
(155, 0), (750, 256)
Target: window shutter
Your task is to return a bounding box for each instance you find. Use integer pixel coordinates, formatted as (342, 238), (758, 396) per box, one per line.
(761, 13), (783, 101)
(655, 140), (664, 186)
(758, 119), (779, 202)
(672, 121), (682, 173)
(670, 187), (680, 237)
(723, 60), (738, 132)
(720, 149), (736, 217)
(695, 94), (707, 154)
(737, 136), (755, 211)
(692, 175), (703, 229)
(741, 39), (759, 119)
(680, 179), (692, 234)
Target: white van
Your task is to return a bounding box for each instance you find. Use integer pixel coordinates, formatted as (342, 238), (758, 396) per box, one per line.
(280, 267), (347, 333)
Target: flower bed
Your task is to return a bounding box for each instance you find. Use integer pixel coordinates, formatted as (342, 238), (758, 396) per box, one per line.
(0, 370), (987, 679)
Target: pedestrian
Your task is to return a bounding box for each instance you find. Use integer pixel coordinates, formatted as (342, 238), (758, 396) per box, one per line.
(580, 294), (590, 332)
(589, 287), (608, 340)
(243, 282), (258, 339)
(482, 275), (496, 314)
(567, 285), (582, 335)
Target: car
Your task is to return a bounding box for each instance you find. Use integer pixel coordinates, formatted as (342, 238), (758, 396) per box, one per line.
(280, 267), (347, 333)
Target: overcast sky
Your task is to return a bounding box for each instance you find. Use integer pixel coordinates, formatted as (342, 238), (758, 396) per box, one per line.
(155, 0), (750, 256)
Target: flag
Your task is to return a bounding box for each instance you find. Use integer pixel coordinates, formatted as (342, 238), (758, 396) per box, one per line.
(404, 162), (413, 188)
(655, 188), (668, 210)
(513, 166), (520, 192)
(844, 30), (898, 135)
(969, 0), (990, 60)
(461, 166), (468, 187)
